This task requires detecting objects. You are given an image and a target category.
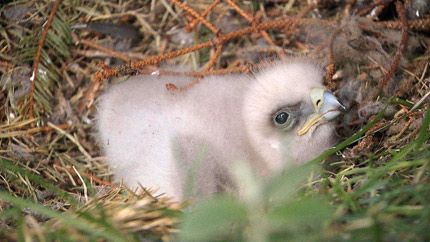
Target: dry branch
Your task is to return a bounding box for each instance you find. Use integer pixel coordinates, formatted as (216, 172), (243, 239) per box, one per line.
(77, 38), (131, 62)
(370, 1), (409, 99)
(185, 0), (220, 32)
(325, 28), (342, 90)
(170, 0), (219, 34)
(375, 18), (430, 31)
(27, 0), (62, 118)
(225, 0), (280, 53)
(78, 17), (335, 112)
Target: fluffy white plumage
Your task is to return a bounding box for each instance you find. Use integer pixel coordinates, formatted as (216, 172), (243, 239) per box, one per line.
(96, 58), (343, 201)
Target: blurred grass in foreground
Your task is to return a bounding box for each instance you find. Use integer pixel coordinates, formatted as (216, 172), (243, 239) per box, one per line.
(1, 1), (429, 241)
(0, 108), (427, 241)
(179, 108), (430, 242)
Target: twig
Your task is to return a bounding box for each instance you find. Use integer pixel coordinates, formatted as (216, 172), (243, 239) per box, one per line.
(225, 0), (280, 55)
(72, 166), (88, 203)
(185, 0), (220, 32)
(126, 17), (332, 71)
(48, 122), (93, 162)
(325, 28), (342, 90)
(371, 1), (409, 99)
(410, 89), (430, 112)
(225, 0), (252, 22)
(77, 38), (131, 62)
(146, 64), (252, 78)
(0, 123), (70, 138)
(65, 166), (114, 187)
(168, 0), (224, 88)
(396, 60), (429, 97)
(374, 18), (430, 31)
(169, 0), (219, 34)
(282, 2), (317, 39)
(78, 17), (335, 111)
(203, 44), (223, 71)
(72, 49), (146, 60)
(27, 0), (62, 118)
(166, 61), (252, 92)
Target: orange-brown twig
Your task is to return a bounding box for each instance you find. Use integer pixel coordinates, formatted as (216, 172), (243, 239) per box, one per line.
(185, 0), (220, 32)
(225, 0), (252, 22)
(166, 61), (251, 92)
(199, 64), (251, 76)
(375, 1), (408, 97)
(169, 0), (224, 89)
(65, 166), (114, 187)
(281, 2), (317, 39)
(325, 28), (342, 89)
(170, 0), (219, 34)
(204, 44), (223, 71)
(375, 18), (430, 31)
(171, 44), (225, 92)
(78, 17), (335, 112)
(112, 64), (251, 78)
(127, 17), (333, 73)
(168, 45), (224, 91)
(78, 38), (130, 62)
(27, 0), (62, 118)
(225, 0), (278, 49)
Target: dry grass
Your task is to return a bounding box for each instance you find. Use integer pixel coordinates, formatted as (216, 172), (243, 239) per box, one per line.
(0, 0), (429, 241)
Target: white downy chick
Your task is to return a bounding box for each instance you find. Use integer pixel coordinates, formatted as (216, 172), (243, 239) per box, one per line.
(96, 58), (344, 201)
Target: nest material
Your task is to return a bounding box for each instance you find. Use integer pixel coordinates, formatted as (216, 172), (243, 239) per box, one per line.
(0, 0), (429, 241)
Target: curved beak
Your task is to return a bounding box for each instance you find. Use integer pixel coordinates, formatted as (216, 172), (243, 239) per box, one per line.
(297, 88), (345, 136)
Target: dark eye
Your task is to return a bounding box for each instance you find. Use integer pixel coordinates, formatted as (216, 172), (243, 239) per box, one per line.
(272, 104), (301, 130)
(275, 112), (289, 124)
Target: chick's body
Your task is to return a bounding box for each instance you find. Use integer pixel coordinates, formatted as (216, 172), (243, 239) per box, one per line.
(97, 59), (338, 201)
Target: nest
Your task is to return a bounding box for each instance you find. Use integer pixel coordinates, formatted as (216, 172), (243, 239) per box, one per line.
(0, 0), (429, 241)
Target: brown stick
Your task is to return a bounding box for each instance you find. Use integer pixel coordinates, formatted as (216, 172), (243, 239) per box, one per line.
(185, 0), (220, 32)
(171, 45), (224, 92)
(27, 0), (62, 118)
(128, 18), (330, 69)
(204, 44), (223, 71)
(325, 28), (342, 90)
(373, 1), (409, 98)
(170, 0), (219, 34)
(78, 17), (335, 112)
(225, 0), (279, 50)
(375, 18), (430, 31)
(78, 39), (130, 62)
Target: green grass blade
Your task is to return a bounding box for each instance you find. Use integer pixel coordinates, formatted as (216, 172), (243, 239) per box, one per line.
(0, 191), (129, 242)
(0, 158), (77, 205)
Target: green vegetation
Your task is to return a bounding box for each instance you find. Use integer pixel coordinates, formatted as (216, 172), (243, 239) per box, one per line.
(0, 1), (429, 241)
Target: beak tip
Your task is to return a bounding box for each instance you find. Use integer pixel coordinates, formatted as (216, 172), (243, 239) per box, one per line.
(299, 89), (345, 135)
(322, 91), (346, 119)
